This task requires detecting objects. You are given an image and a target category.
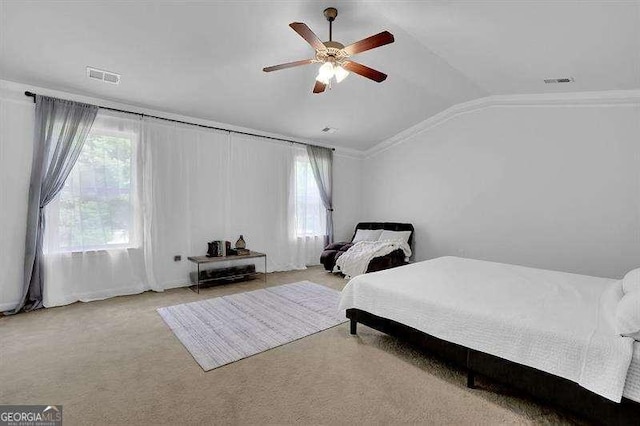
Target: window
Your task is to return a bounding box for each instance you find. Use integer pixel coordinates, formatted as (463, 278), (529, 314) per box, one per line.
(45, 114), (139, 252)
(294, 152), (326, 237)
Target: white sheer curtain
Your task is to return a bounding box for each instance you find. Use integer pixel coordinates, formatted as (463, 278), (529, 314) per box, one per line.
(141, 126), (322, 279)
(141, 118), (231, 287)
(292, 146), (326, 266)
(43, 111), (150, 306)
(223, 136), (323, 271)
(42, 113), (325, 306)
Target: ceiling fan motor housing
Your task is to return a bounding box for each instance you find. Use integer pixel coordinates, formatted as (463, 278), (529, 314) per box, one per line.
(323, 7), (338, 22)
(316, 43), (348, 65)
(323, 41), (345, 50)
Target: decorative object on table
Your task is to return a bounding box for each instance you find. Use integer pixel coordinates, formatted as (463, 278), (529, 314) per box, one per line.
(157, 281), (346, 371)
(235, 235), (246, 249)
(212, 240), (227, 257)
(236, 248), (250, 256)
(206, 241), (219, 257)
(206, 240), (233, 257)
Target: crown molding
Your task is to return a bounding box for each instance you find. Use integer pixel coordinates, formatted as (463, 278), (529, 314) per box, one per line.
(4, 79), (635, 161)
(365, 89), (640, 158)
(333, 146), (365, 159)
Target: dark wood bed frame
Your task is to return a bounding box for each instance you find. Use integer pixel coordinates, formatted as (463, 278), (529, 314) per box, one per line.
(347, 308), (640, 425)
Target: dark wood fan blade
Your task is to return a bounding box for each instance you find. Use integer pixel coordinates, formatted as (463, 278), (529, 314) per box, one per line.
(342, 61), (387, 82)
(290, 22), (326, 51)
(343, 31), (394, 56)
(313, 80), (327, 94)
(263, 59), (314, 72)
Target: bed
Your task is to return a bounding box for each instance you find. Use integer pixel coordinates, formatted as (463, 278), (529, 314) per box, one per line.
(339, 256), (640, 424)
(320, 222), (414, 273)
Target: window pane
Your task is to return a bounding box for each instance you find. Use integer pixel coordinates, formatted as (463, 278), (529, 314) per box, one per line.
(295, 154), (326, 237)
(54, 129), (134, 251)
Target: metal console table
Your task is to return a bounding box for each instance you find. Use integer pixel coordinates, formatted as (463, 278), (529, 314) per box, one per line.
(187, 251), (267, 293)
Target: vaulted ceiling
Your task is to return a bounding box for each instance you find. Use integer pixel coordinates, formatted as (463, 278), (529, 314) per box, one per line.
(1, 1), (639, 151)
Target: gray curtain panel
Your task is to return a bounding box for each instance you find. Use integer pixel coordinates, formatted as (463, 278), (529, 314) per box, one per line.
(8, 95), (98, 314)
(306, 145), (334, 246)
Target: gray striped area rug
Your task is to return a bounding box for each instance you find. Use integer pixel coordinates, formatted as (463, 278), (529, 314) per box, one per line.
(157, 281), (346, 371)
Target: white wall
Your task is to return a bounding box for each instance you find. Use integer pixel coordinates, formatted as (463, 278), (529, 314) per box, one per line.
(0, 94), (34, 310)
(0, 80), (363, 309)
(333, 154), (363, 242)
(364, 101), (640, 278)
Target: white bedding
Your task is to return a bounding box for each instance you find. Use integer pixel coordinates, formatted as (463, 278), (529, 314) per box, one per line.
(623, 342), (640, 402)
(339, 256), (634, 402)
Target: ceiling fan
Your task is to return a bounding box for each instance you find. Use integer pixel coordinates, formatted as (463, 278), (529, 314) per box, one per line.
(263, 7), (394, 94)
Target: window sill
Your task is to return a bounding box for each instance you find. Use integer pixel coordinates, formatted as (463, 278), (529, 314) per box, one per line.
(46, 246), (140, 256)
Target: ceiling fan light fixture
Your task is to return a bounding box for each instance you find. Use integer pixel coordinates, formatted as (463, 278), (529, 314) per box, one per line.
(317, 62), (334, 80)
(315, 74), (330, 85)
(334, 65), (349, 83)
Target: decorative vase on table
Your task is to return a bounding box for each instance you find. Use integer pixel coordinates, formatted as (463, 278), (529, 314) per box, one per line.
(235, 235), (246, 249)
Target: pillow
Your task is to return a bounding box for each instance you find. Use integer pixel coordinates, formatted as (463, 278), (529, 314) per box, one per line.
(352, 229), (383, 243)
(378, 230), (412, 245)
(622, 268), (640, 294)
(616, 290), (640, 340)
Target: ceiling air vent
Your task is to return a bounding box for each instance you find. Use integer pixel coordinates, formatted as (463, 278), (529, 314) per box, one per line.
(544, 77), (574, 84)
(86, 66), (121, 85)
(322, 127), (338, 134)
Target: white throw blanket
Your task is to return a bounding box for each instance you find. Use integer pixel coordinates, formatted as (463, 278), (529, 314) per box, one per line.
(334, 240), (411, 278)
(339, 256), (634, 402)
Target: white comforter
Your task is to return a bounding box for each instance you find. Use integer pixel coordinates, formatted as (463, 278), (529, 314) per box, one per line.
(339, 256), (634, 402)
(334, 240), (412, 278)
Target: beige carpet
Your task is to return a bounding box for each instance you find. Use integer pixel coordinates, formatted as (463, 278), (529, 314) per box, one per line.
(0, 267), (584, 425)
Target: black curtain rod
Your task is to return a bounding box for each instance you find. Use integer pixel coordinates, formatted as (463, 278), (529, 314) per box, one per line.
(24, 91), (335, 151)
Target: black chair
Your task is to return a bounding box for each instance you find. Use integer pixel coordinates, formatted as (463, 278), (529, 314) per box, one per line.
(320, 222), (414, 273)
